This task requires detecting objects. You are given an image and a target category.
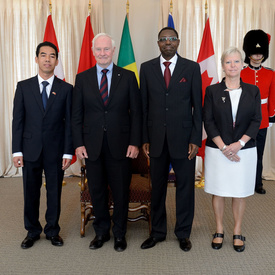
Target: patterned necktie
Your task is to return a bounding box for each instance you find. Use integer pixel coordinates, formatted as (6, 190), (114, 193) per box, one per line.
(163, 61), (171, 88)
(41, 81), (49, 110)
(100, 69), (109, 106)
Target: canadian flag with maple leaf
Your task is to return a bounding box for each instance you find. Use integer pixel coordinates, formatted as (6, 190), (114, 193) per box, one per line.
(197, 18), (219, 160)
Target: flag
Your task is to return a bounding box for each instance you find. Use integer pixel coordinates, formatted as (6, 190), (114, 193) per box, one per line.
(197, 18), (219, 159)
(77, 15), (96, 74)
(117, 15), (139, 85)
(168, 12), (175, 28)
(43, 15), (65, 81)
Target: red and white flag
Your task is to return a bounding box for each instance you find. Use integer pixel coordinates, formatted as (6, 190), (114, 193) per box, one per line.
(77, 15), (96, 74)
(43, 15), (65, 81)
(197, 18), (219, 159)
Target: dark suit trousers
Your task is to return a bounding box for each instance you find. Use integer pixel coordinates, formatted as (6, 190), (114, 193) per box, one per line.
(85, 133), (131, 238)
(150, 139), (195, 239)
(22, 151), (64, 238)
(255, 128), (267, 188)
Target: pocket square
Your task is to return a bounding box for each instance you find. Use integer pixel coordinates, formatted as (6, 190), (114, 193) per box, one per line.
(180, 77), (187, 83)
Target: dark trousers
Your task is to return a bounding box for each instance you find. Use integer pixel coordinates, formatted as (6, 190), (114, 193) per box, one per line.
(22, 152), (64, 238)
(85, 133), (131, 238)
(255, 128), (267, 188)
(150, 139), (195, 240)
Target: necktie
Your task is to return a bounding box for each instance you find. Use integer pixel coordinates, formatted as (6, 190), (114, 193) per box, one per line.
(41, 81), (49, 110)
(163, 61), (171, 89)
(100, 69), (109, 106)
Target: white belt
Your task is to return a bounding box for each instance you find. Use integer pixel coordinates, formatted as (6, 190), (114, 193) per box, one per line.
(261, 98), (268, 104)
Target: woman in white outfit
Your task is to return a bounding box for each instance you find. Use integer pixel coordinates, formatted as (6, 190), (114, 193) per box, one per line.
(203, 47), (262, 252)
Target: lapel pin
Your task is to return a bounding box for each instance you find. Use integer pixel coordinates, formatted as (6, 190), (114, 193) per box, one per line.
(52, 92), (56, 95)
(222, 97), (226, 103)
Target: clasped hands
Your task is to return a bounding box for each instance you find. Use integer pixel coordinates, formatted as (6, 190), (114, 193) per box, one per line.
(222, 142), (242, 162)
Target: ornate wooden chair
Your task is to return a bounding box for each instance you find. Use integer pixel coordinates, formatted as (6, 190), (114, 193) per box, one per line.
(80, 150), (151, 237)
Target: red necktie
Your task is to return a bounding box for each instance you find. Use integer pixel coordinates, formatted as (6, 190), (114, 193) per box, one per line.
(100, 69), (109, 106)
(163, 61), (171, 88)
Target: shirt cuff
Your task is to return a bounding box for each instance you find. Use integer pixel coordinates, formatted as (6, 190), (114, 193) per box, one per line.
(13, 152), (23, 157)
(63, 154), (73, 160)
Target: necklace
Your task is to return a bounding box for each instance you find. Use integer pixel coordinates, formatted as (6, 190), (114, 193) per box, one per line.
(226, 85), (241, 91)
(225, 82), (241, 91)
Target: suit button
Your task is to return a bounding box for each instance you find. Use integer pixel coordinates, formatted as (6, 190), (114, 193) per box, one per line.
(105, 111), (108, 114)
(164, 123), (167, 127)
(166, 108), (168, 111)
(166, 93), (168, 96)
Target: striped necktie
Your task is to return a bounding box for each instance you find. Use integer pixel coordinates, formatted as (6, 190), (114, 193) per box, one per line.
(100, 69), (109, 106)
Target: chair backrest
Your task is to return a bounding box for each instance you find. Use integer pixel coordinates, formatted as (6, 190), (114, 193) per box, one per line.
(131, 149), (149, 175)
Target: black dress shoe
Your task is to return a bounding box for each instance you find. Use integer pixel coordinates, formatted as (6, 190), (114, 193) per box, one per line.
(140, 236), (165, 249)
(114, 237), (127, 252)
(233, 235), (245, 252)
(255, 186), (266, 194)
(46, 235), (64, 246)
(89, 234), (110, 249)
(21, 235), (40, 249)
(179, 238), (192, 252)
(212, 232), (224, 250)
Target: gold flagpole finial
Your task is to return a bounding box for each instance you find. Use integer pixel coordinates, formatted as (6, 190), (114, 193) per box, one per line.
(205, 0), (208, 16)
(126, 0), (129, 15)
(170, 0), (173, 14)
(88, 0), (91, 15)
(49, 0), (52, 15)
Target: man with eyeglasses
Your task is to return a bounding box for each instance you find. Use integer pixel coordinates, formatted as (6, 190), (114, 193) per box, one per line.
(140, 27), (202, 251)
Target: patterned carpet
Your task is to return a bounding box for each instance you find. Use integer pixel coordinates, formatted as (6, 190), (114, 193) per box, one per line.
(0, 176), (274, 275)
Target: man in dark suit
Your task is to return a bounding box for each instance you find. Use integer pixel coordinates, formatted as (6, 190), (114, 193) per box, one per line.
(140, 27), (202, 251)
(12, 41), (74, 249)
(72, 33), (141, 252)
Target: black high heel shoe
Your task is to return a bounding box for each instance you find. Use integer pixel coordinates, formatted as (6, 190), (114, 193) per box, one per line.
(211, 233), (224, 250)
(233, 235), (246, 252)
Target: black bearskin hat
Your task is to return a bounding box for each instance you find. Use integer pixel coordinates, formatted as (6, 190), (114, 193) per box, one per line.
(243, 29), (270, 64)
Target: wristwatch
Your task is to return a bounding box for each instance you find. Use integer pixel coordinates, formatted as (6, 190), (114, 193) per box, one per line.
(239, 139), (246, 147)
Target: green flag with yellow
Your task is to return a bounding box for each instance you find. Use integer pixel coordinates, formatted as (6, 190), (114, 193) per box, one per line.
(117, 15), (139, 86)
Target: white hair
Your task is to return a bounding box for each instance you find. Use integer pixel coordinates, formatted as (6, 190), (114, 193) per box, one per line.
(92, 33), (115, 49)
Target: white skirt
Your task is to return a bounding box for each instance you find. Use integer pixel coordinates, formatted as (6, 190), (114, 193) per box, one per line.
(204, 146), (257, 198)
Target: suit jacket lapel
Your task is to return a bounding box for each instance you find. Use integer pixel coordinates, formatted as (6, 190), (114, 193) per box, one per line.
(169, 56), (186, 90)
(46, 76), (60, 113)
(108, 65), (122, 105)
(152, 57), (167, 90)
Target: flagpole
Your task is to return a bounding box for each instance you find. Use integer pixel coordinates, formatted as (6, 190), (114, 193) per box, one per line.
(88, 0), (91, 16)
(196, 0), (209, 189)
(126, 0), (129, 21)
(205, 0), (208, 22)
(49, 0), (52, 15)
(170, 0), (173, 15)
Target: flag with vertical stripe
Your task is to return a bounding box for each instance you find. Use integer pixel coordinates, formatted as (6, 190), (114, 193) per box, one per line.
(197, 18), (219, 159)
(117, 15), (139, 85)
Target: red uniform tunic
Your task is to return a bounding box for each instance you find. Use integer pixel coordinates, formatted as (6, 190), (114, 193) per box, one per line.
(241, 66), (275, 129)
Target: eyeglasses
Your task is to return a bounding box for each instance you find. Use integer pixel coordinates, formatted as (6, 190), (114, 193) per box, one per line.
(158, 37), (178, 42)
